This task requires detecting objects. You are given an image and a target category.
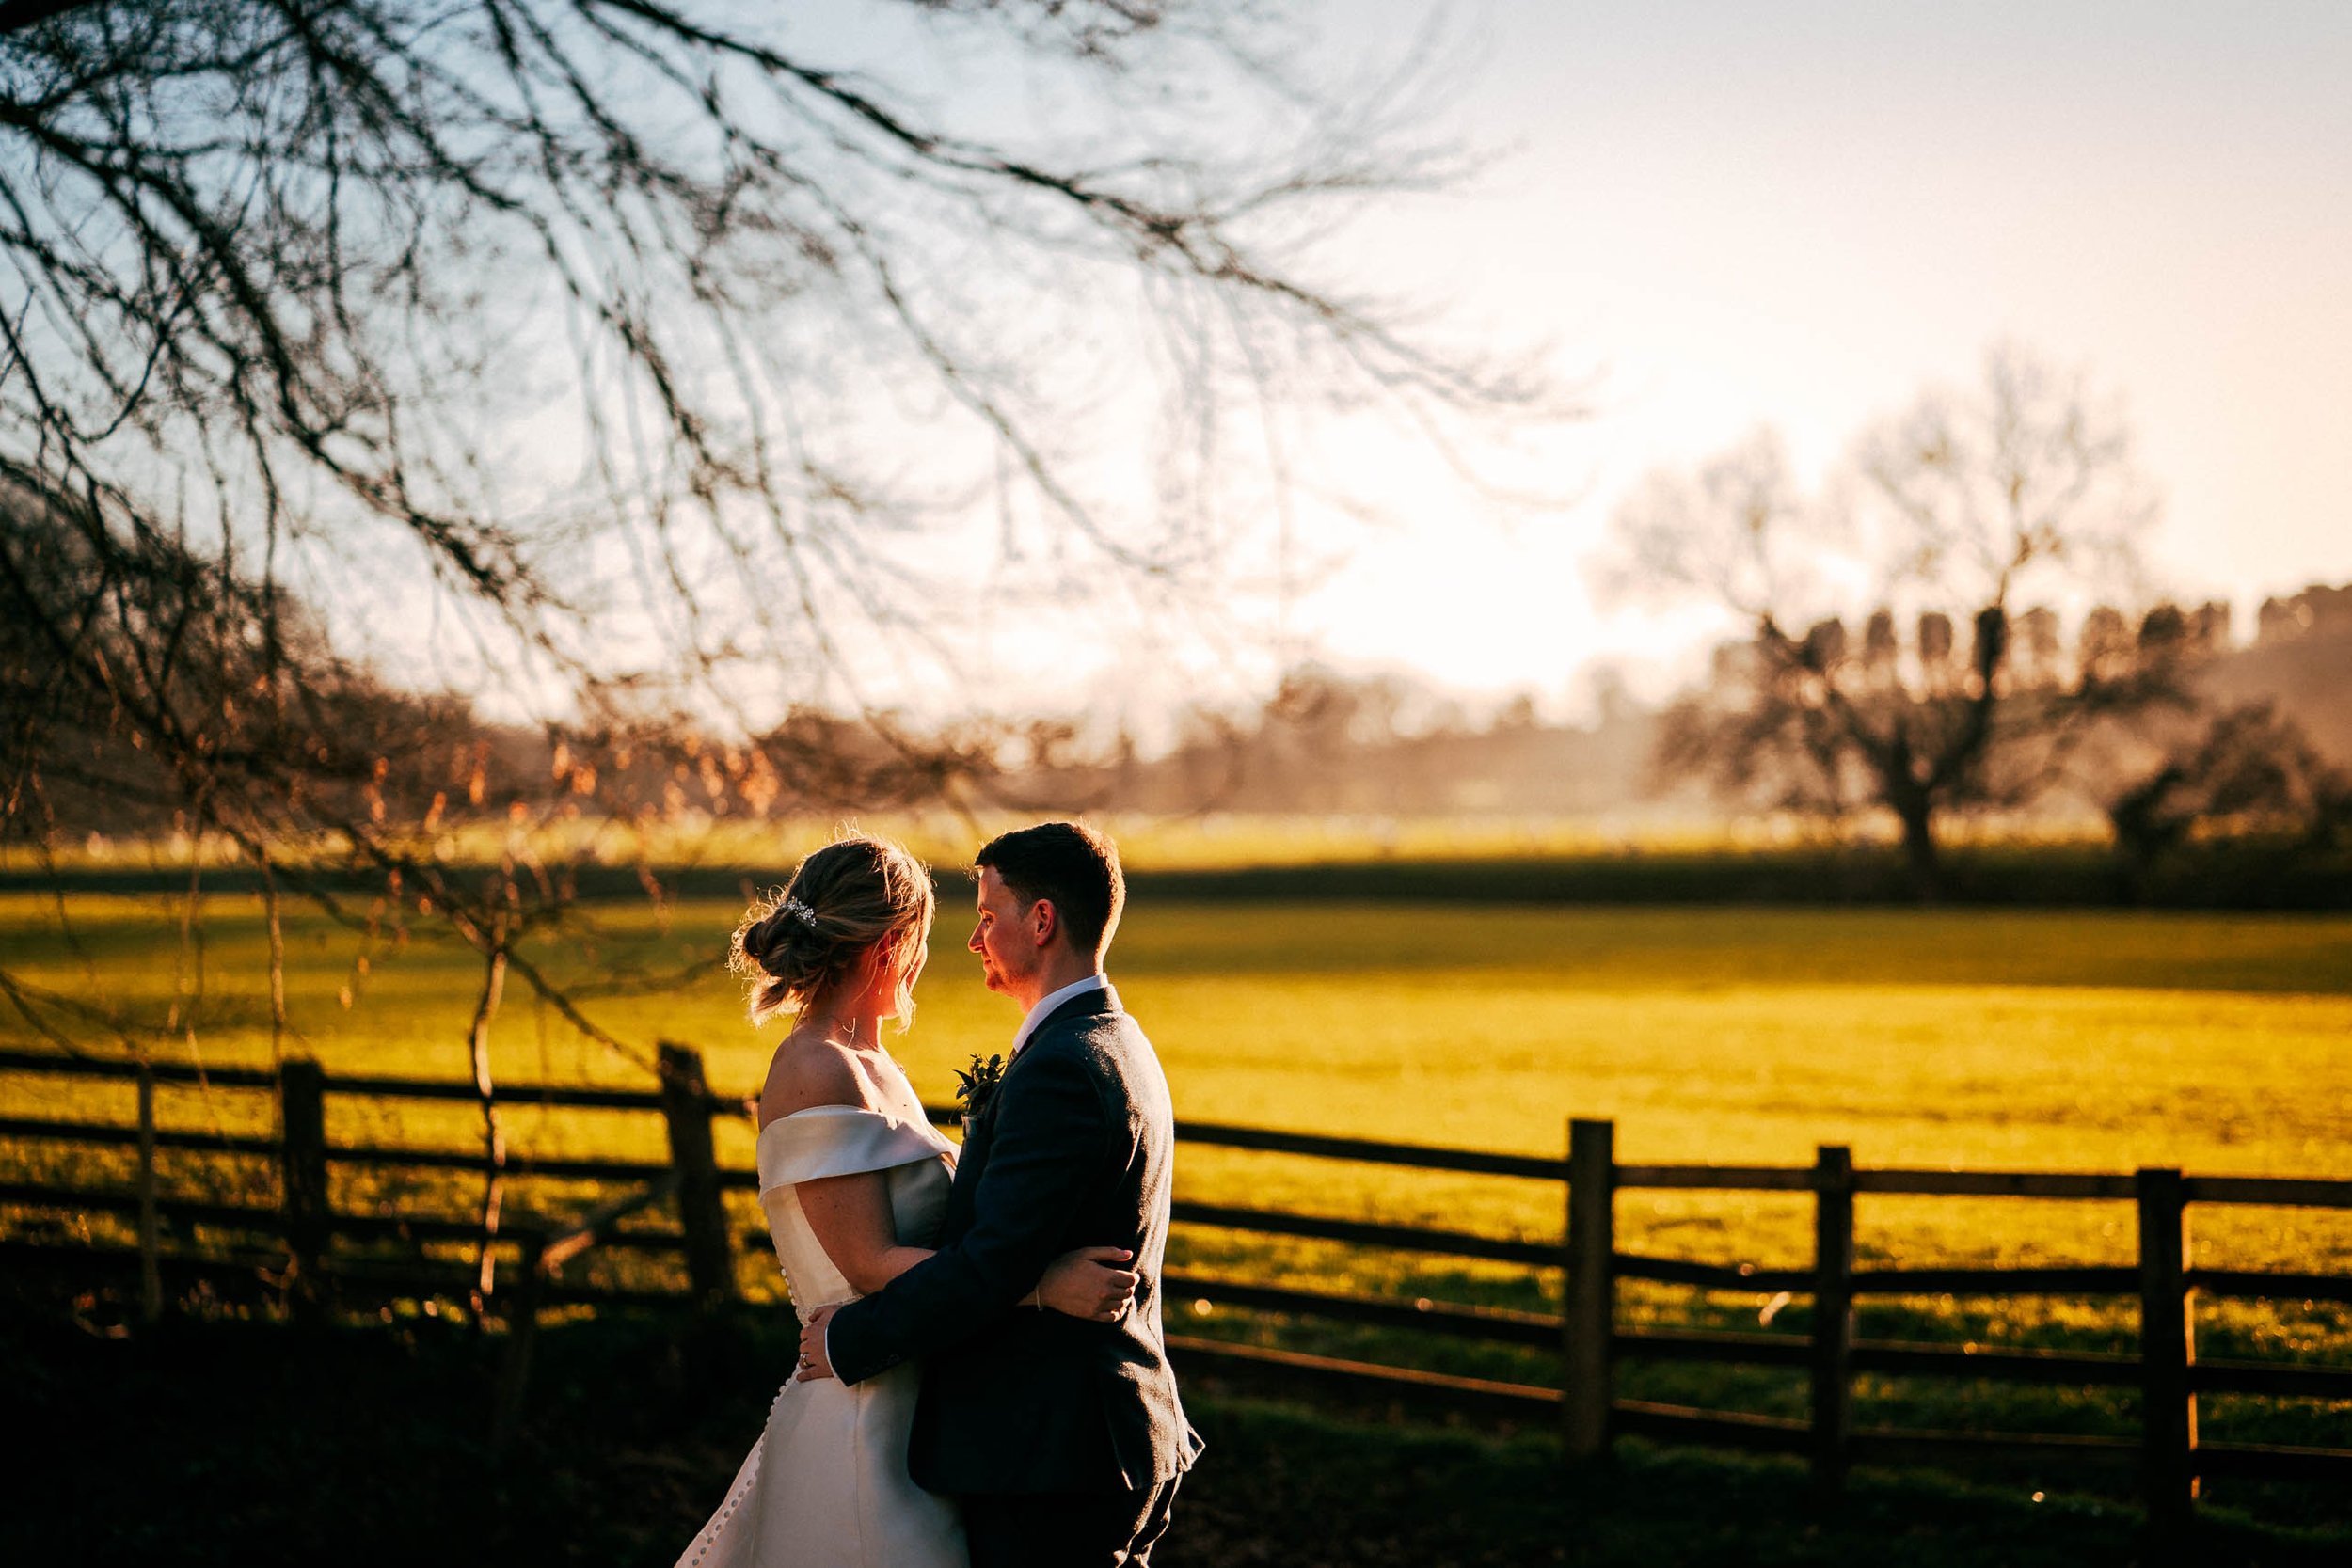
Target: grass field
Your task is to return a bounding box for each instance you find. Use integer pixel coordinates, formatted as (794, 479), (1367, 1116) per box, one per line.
(8, 890), (2347, 1201)
(6, 889), (2351, 1528)
(3, 808), (1961, 878)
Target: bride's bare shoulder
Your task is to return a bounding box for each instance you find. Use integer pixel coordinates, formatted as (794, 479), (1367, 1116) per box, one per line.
(757, 1031), (881, 1127)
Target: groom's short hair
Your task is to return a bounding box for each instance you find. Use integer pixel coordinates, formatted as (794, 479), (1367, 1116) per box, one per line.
(976, 821), (1124, 958)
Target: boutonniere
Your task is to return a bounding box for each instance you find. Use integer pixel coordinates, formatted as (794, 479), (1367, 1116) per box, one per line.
(954, 1053), (1007, 1126)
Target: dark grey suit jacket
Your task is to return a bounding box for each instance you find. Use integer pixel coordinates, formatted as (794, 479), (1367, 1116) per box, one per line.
(824, 983), (1201, 1495)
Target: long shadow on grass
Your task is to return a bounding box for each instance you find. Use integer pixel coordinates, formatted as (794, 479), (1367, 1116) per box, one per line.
(1165, 1393), (2352, 1568)
(8, 1301), (2347, 1568)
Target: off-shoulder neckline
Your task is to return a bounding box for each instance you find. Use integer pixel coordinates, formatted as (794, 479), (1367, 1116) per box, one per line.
(755, 1103), (941, 1139)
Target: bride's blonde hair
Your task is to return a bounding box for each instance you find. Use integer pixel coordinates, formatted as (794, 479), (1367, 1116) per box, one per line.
(731, 834), (935, 1026)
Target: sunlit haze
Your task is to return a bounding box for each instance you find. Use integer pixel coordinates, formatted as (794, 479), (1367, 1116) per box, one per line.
(422, 1), (2352, 733)
(1264, 0), (2352, 714)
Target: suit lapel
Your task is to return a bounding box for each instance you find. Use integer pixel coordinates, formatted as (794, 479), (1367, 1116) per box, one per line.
(946, 984), (1120, 1233)
(1012, 983), (1120, 1064)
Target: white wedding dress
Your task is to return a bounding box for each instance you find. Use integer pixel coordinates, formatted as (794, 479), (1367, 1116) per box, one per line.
(672, 1105), (968, 1568)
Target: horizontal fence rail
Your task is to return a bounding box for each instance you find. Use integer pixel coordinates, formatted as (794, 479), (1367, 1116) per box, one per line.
(7, 1047), (2352, 1511)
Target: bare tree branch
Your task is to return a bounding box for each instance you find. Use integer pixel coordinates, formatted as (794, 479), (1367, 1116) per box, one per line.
(1614, 347), (2168, 899)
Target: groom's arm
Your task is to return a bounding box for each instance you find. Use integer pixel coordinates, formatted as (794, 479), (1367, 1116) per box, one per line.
(822, 1042), (1112, 1386)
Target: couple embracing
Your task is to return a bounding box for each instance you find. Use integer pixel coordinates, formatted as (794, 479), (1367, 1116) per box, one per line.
(673, 822), (1200, 1568)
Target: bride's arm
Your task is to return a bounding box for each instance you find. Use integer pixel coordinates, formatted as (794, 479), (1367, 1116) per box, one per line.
(776, 1039), (1134, 1316)
(800, 1177), (1136, 1318)
(797, 1171), (932, 1294)
(766, 1039), (933, 1294)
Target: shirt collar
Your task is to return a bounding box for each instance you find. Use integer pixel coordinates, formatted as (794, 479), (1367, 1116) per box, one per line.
(1010, 973), (1109, 1057)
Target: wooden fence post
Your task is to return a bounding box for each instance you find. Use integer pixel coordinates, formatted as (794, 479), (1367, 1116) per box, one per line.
(1564, 1117), (1616, 1463)
(660, 1043), (736, 1310)
(278, 1059), (330, 1320)
(2137, 1167), (2198, 1537)
(135, 1065), (163, 1325)
(1810, 1145), (1856, 1498)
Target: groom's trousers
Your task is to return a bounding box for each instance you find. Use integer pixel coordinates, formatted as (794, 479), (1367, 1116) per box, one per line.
(960, 1473), (1183, 1568)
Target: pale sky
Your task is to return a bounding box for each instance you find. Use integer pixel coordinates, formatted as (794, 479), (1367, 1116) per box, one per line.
(400, 2), (2352, 733)
(1285, 0), (2352, 709)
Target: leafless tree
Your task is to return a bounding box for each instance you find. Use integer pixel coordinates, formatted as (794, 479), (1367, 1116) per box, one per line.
(1, 0), (1544, 950)
(2102, 700), (2350, 896)
(1, 0), (1538, 709)
(1614, 347), (2167, 899)
(0, 0), (1551, 1293)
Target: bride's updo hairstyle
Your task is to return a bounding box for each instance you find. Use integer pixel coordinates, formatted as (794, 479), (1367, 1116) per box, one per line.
(731, 834), (935, 1026)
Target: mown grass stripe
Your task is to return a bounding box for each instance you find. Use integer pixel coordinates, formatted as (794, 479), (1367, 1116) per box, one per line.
(1850, 1265), (2139, 1295)
(1855, 1170), (2137, 1199)
(1613, 1253), (1810, 1292)
(0, 1116), (278, 1155)
(1166, 1333), (1562, 1418)
(1164, 1271), (1563, 1345)
(1170, 1200), (1556, 1266)
(2187, 1267), (2352, 1304)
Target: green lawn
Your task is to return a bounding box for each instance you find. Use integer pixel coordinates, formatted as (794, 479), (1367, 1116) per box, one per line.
(8, 893), (2346, 1233)
(6, 892), (2350, 1530)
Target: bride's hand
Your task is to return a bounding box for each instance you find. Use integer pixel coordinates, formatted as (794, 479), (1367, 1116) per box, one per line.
(1034, 1245), (1138, 1322)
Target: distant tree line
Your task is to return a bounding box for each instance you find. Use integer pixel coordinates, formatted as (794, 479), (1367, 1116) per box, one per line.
(20, 493), (2344, 907)
(991, 666), (1656, 819)
(1681, 594), (2350, 898)
(1618, 348), (2352, 901)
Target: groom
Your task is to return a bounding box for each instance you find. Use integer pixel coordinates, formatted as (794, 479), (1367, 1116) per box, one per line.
(799, 820), (1200, 1566)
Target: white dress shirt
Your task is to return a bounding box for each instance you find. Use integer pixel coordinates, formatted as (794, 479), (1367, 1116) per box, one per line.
(1009, 973), (1108, 1058)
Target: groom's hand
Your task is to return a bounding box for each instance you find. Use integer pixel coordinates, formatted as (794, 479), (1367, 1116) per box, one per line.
(797, 1305), (839, 1381)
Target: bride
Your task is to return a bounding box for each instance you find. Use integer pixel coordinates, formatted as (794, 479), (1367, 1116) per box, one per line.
(674, 834), (1138, 1568)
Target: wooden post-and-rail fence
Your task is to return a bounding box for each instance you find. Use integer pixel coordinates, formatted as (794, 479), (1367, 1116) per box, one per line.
(5, 1047), (2352, 1523)
(0, 1045), (734, 1443)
